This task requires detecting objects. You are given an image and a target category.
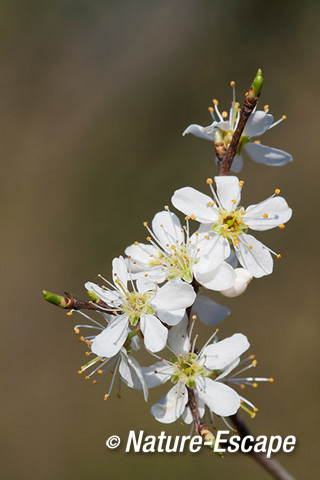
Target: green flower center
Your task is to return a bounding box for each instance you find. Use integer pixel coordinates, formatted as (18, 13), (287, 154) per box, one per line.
(122, 291), (154, 326)
(212, 208), (248, 245)
(170, 353), (208, 388)
(149, 244), (198, 283)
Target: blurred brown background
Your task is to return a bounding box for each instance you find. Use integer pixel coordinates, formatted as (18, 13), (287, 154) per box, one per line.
(1, 1), (319, 478)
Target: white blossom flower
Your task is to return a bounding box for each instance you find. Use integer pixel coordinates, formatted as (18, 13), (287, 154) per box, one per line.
(125, 209), (235, 292)
(172, 176), (292, 278)
(142, 318), (272, 424)
(85, 256), (196, 355)
(72, 310), (148, 401)
(182, 82), (292, 172)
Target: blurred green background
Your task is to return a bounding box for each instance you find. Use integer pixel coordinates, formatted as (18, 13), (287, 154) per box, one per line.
(1, 0), (319, 478)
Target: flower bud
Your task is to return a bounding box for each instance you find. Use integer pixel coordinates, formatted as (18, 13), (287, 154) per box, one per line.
(220, 268), (253, 297)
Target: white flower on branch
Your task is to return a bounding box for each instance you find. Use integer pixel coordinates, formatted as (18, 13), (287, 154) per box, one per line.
(85, 256), (196, 355)
(172, 176), (292, 278)
(142, 318), (272, 424)
(182, 82), (292, 172)
(125, 209), (235, 291)
(72, 310), (148, 401)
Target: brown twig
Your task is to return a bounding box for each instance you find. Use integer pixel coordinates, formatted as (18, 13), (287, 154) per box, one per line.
(230, 413), (296, 480)
(218, 70), (263, 176)
(42, 290), (117, 314)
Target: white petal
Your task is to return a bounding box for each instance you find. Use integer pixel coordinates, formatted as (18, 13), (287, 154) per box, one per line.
(140, 314), (168, 352)
(119, 351), (148, 401)
(152, 210), (184, 246)
(91, 315), (129, 357)
(112, 256), (128, 289)
(202, 333), (250, 370)
(214, 176), (242, 210)
(136, 276), (157, 293)
(167, 314), (190, 354)
(151, 382), (188, 423)
(192, 295), (230, 326)
(157, 308), (185, 326)
(230, 154), (244, 173)
(197, 377), (240, 416)
(243, 111), (274, 137)
(142, 361), (173, 388)
(244, 142), (292, 166)
(220, 268), (253, 297)
(236, 234), (273, 278)
(151, 282), (196, 312)
(182, 123), (215, 141)
(194, 262), (235, 291)
(244, 196), (292, 231)
(125, 243), (158, 271)
(172, 187), (218, 223)
(85, 282), (121, 305)
(195, 233), (231, 268)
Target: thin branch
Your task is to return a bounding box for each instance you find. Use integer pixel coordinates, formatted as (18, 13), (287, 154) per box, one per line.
(42, 290), (117, 313)
(218, 69), (263, 176)
(230, 413), (296, 480)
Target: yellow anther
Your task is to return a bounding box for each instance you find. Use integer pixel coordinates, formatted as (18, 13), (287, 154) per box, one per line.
(99, 359), (104, 364)
(264, 104), (269, 111)
(143, 221), (148, 227)
(98, 369), (103, 375)
(117, 393), (122, 399)
(209, 202), (214, 207)
(254, 140), (261, 144)
(213, 99), (218, 106)
(208, 106), (214, 113)
(242, 210), (247, 214)
(253, 408), (259, 412)
(104, 394), (109, 401)
(195, 232), (199, 236)
(239, 180), (244, 187)
(277, 254), (282, 259)
(231, 199), (236, 204)
(206, 177), (213, 184)
(263, 213), (268, 218)
(85, 339), (90, 345)
(67, 311), (73, 316)
(252, 359), (257, 367)
(74, 328), (80, 335)
(164, 205), (169, 210)
(204, 235), (210, 240)
(282, 115), (287, 120)
(222, 111), (228, 118)
(185, 216), (190, 220)
(240, 384), (245, 390)
(85, 376), (90, 380)
(279, 224), (285, 229)
(270, 378), (274, 383)
(245, 91), (248, 96)
(230, 211), (234, 216)
(275, 188), (280, 195)
(190, 214), (196, 220)
(92, 380), (97, 385)
(79, 336), (84, 341)
(134, 241), (138, 246)
(85, 351), (90, 356)
(144, 273), (149, 277)
(230, 81), (235, 87)
(78, 370), (82, 375)
(250, 354), (255, 359)
(253, 383), (258, 388)
(248, 245), (253, 249)
(222, 234), (227, 238)
(146, 236), (151, 241)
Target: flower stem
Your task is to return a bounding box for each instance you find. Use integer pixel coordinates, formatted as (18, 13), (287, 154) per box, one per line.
(42, 290), (116, 313)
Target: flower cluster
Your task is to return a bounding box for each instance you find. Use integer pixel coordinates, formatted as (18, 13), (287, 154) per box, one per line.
(44, 70), (292, 440)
